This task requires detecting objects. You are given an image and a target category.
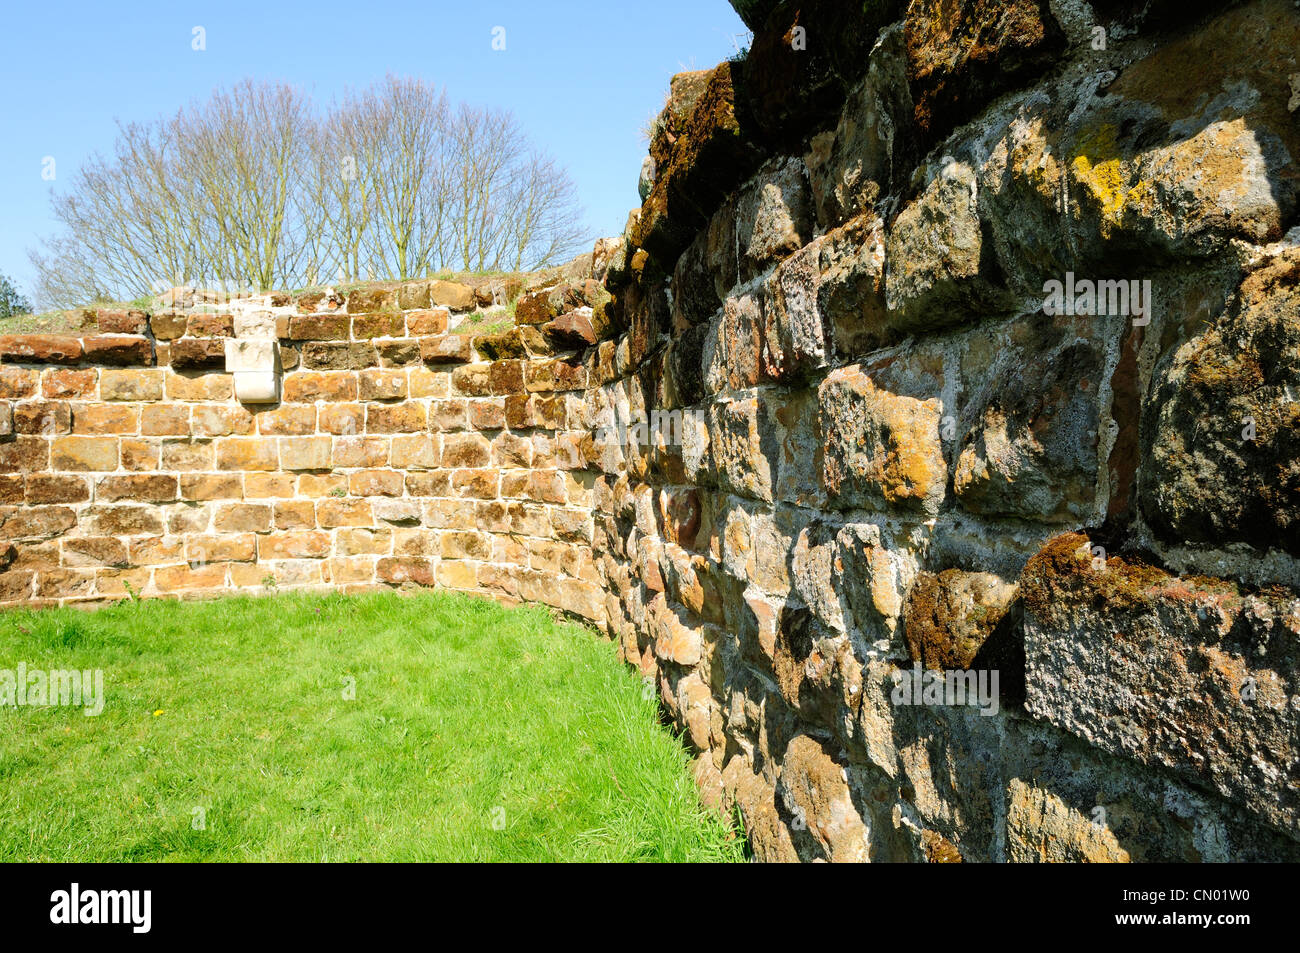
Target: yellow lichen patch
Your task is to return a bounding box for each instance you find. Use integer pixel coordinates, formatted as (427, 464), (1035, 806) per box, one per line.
(856, 381), (947, 505)
(1070, 123), (1148, 237)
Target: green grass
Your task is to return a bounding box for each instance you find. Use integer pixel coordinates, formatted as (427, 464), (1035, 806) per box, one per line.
(0, 309), (92, 335)
(453, 303), (517, 337)
(1, 296), (149, 334)
(0, 591), (743, 862)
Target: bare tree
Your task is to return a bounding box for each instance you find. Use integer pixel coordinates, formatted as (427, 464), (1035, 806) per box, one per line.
(176, 81), (313, 291)
(445, 105), (586, 273)
(346, 77), (451, 281)
(28, 77), (587, 308)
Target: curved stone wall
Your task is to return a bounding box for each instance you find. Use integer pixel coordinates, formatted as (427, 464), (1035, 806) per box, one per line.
(0, 274), (605, 621)
(592, 0), (1300, 861)
(4, 0), (1300, 862)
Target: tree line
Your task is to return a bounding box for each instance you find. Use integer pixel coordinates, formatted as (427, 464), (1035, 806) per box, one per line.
(28, 77), (588, 309)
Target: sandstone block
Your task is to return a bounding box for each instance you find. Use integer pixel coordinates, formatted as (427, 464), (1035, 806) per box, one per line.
(279, 436), (332, 471)
(0, 335), (83, 365)
(83, 336), (153, 366)
(819, 365), (945, 514)
(216, 437), (279, 471)
(51, 436), (118, 471)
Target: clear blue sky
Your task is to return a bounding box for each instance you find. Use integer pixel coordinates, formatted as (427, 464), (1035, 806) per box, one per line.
(0, 0), (748, 299)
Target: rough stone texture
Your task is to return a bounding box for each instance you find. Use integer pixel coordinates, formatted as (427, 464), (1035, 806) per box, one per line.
(884, 161), (1014, 332)
(955, 320), (1104, 524)
(6, 0), (1300, 864)
(820, 364), (946, 514)
(633, 61), (766, 269)
(1021, 533), (1300, 840)
(804, 24), (914, 229)
(903, 569), (1018, 670)
(904, 0), (1065, 144)
(1143, 247), (1300, 554)
(734, 0), (903, 155)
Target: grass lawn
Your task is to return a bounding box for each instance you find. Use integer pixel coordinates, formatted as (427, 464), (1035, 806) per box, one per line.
(0, 591), (743, 862)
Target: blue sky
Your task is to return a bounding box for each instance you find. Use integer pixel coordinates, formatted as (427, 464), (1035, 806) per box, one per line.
(0, 0), (748, 299)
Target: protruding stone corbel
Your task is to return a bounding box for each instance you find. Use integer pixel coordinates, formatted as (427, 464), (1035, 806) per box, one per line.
(225, 338), (280, 404)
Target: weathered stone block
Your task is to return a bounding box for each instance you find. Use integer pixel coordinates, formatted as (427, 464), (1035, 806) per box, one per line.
(100, 369), (164, 401)
(1021, 533), (1300, 838)
(141, 404), (190, 437)
(40, 368), (95, 399)
(0, 368), (39, 400)
(349, 469), (404, 498)
(312, 403), (358, 437)
(259, 531), (331, 560)
(351, 313), (405, 339)
(185, 313), (234, 337)
(704, 295), (764, 394)
(429, 281), (476, 312)
(0, 335), (83, 365)
(1143, 248), (1300, 555)
(95, 474), (178, 503)
(148, 312), (188, 340)
(179, 473), (243, 501)
(51, 436), (118, 472)
(120, 439), (160, 471)
(346, 285), (398, 314)
(13, 400), (71, 435)
(192, 406), (254, 438)
(187, 534), (257, 564)
(955, 327), (1103, 524)
(169, 338), (228, 370)
(885, 162), (1014, 332)
(708, 397), (774, 504)
(819, 365), (946, 514)
(283, 371), (358, 403)
(82, 505), (163, 537)
(0, 506), (76, 540)
(378, 556), (436, 586)
(302, 342), (377, 370)
(96, 310), (149, 335)
(316, 498), (374, 528)
(421, 335), (473, 364)
(62, 536), (130, 568)
(213, 502), (273, 534)
(83, 336), (153, 366)
(358, 369), (408, 401)
(407, 309), (450, 336)
(167, 371), (234, 401)
(25, 474), (89, 504)
(365, 402), (426, 433)
(279, 436), (332, 471)
(903, 568), (1020, 674)
(633, 62), (766, 268)
(161, 440), (214, 471)
(904, 0), (1065, 143)
(216, 437), (279, 471)
(734, 157), (814, 282)
(334, 435), (392, 469)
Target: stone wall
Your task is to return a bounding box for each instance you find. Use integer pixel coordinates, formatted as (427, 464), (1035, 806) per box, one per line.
(0, 268), (606, 622)
(592, 0), (1300, 862)
(4, 0), (1300, 862)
